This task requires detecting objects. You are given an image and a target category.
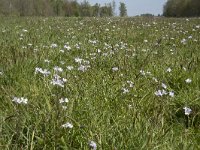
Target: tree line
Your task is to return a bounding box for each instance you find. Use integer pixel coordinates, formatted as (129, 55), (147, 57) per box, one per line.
(0, 0), (127, 17)
(163, 0), (200, 17)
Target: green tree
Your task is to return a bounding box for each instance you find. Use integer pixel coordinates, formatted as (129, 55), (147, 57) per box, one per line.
(119, 2), (127, 17)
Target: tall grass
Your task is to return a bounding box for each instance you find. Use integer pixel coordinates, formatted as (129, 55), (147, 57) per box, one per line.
(0, 17), (200, 149)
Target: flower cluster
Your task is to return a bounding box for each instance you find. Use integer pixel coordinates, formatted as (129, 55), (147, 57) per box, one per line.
(12, 97), (28, 104)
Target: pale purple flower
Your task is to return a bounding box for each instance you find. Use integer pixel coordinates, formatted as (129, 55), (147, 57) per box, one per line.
(169, 91), (175, 97)
(35, 67), (51, 76)
(89, 141), (97, 150)
(155, 89), (168, 97)
(183, 107), (192, 115)
(51, 74), (67, 87)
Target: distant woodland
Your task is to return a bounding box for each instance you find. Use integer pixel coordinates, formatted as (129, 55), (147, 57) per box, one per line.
(163, 0), (200, 17)
(0, 0), (127, 17)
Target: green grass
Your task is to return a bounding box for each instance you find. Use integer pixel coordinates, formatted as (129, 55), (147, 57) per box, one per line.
(0, 17), (200, 149)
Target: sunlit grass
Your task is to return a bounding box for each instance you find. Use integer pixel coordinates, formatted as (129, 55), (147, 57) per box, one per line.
(0, 17), (200, 149)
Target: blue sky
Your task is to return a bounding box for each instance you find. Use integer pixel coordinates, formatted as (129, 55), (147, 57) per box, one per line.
(78, 0), (167, 16)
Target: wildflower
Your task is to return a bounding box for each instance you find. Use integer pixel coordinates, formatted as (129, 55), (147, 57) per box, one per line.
(140, 70), (146, 76)
(51, 74), (67, 87)
(64, 45), (71, 50)
(35, 67), (51, 76)
(105, 28), (109, 31)
(127, 81), (134, 88)
(112, 67), (119, 71)
(62, 122), (73, 129)
(59, 98), (69, 103)
(155, 89), (167, 97)
(75, 57), (83, 63)
(66, 66), (74, 71)
(162, 83), (167, 89)
(44, 59), (50, 63)
(185, 78), (192, 83)
(0, 71), (3, 75)
(155, 90), (162, 96)
(181, 39), (187, 44)
(60, 49), (64, 53)
(144, 40), (148, 43)
(169, 91), (175, 97)
(122, 88), (129, 94)
(12, 97), (28, 104)
(22, 29), (28, 32)
(89, 141), (97, 150)
(166, 68), (172, 72)
(62, 106), (67, 110)
(53, 66), (63, 72)
(78, 65), (90, 72)
(50, 43), (58, 48)
(183, 107), (192, 116)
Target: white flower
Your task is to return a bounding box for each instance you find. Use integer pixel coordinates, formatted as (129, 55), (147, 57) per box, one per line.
(64, 45), (71, 50)
(155, 89), (168, 97)
(44, 59), (50, 63)
(155, 90), (162, 96)
(59, 98), (69, 103)
(60, 49), (64, 53)
(75, 57), (83, 63)
(140, 70), (146, 76)
(144, 40), (148, 43)
(78, 65), (90, 72)
(0, 71), (3, 75)
(185, 78), (192, 83)
(127, 81), (134, 88)
(89, 141), (97, 150)
(66, 66), (74, 70)
(122, 88), (129, 94)
(169, 91), (175, 97)
(62, 122), (73, 128)
(12, 97), (28, 104)
(35, 67), (51, 76)
(112, 67), (119, 71)
(161, 83), (167, 89)
(183, 107), (192, 115)
(50, 43), (58, 48)
(166, 68), (172, 72)
(50, 75), (67, 87)
(181, 39), (187, 44)
(53, 66), (63, 72)
(22, 29), (28, 32)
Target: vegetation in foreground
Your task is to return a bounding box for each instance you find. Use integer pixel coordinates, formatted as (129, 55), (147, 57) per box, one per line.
(0, 17), (200, 149)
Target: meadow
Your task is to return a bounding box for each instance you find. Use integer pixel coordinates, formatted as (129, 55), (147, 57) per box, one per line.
(0, 17), (200, 149)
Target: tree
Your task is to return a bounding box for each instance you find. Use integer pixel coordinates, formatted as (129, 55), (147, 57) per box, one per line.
(112, 0), (116, 16)
(119, 2), (127, 17)
(163, 0), (200, 17)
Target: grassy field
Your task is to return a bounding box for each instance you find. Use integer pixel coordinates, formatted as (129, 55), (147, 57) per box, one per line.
(0, 17), (200, 149)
